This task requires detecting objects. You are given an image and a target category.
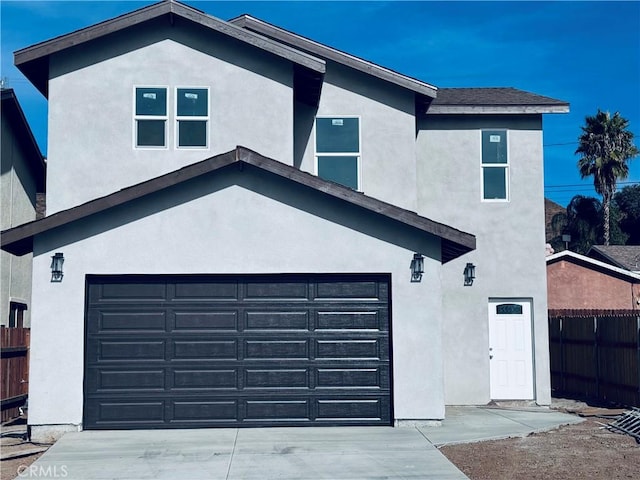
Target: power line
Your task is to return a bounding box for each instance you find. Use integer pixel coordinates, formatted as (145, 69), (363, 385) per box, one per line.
(545, 181), (640, 188)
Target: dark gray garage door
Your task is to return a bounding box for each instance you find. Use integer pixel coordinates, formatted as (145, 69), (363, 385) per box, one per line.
(84, 274), (391, 429)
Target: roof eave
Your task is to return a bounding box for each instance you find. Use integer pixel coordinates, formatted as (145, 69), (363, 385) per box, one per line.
(228, 14), (437, 100)
(14, 0), (325, 98)
(426, 104), (570, 115)
(0, 89), (46, 190)
(1, 147), (475, 263)
(546, 250), (640, 281)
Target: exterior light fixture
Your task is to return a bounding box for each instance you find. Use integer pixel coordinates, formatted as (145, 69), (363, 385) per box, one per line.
(561, 233), (571, 251)
(463, 262), (476, 286)
(410, 253), (425, 282)
(51, 253), (64, 282)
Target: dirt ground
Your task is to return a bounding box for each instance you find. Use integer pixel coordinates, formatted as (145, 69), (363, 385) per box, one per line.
(441, 412), (640, 480)
(2, 403), (639, 480)
(1, 451), (45, 480)
(1, 419), (48, 480)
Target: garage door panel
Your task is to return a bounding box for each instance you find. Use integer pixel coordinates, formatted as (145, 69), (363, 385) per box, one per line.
(99, 340), (166, 361)
(174, 282), (239, 300)
(99, 283), (166, 301)
(316, 339), (381, 359)
(245, 340), (309, 359)
(316, 399), (384, 420)
(173, 369), (238, 389)
(316, 368), (382, 388)
(244, 369), (309, 389)
(245, 282), (308, 299)
(85, 274), (391, 428)
(316, 281), (380, 299)
(174, 311), (238, 330)
(245, 311), (309, 330)
(95, 311), (167, 332)
(94, 369), (166, 391)
(316, 311), (381, 331)
(172, 401), (238, 421)
(173, 340), (237, 359)
(245, 400), (310, 420)
(96, 401), (165, 423)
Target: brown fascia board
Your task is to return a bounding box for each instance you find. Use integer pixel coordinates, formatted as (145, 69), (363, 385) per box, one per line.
(426, 104), (570, 114)
(1, 89), (46, 191)
(427, 88), (569, 115)
(1, 147), (475, 262)
(228, 15), (437, 100)
(14, 0), (325, 97)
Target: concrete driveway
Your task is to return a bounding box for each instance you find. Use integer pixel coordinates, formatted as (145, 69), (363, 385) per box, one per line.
(16, 407), (581, 479)
(17, 426), (467, 479)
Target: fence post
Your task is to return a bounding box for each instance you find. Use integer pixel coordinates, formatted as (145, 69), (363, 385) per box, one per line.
(637, 315), (640, 406)
(559, 317), (565, 393)
(594, 315), (600, 401)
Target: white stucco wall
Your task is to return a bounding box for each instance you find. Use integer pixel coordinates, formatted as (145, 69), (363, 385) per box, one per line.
(417, 114), (550, 406)
(297, 64), (418, 211)
(28, 169), (444, 437)
(1, 113), (37, 326)
(47, 26), (294, 214)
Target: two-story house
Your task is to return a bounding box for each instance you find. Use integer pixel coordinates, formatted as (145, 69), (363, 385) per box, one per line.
(1, 0), (568, 442)
(1, 88), (45, 328)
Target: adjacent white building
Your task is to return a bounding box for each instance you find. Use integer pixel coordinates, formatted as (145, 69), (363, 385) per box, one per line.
(1, 88), (45, 328)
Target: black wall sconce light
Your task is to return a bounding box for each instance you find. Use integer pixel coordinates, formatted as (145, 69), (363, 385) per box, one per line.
(51, 252), (64, 282)
(463, 262), (476, 286)
(410, 253), (425, 282)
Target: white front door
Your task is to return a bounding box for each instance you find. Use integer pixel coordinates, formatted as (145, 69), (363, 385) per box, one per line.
(488, 299), (534, 399)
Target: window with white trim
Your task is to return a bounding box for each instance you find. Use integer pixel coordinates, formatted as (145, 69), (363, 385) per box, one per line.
(134, 87), (167, 148)
(176, 87), (209, 148)
(315, 117), (360, 190)
(481, 130), (509, 201)
(8, 302), (26, 328)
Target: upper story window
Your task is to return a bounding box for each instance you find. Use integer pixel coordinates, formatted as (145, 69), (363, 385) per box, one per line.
(135, 87), (168, 148)
(481, 130), (509, 201)
(315, 117), (360, 190)
(176, 88), (209, 148)
(134, 86), (209, 149)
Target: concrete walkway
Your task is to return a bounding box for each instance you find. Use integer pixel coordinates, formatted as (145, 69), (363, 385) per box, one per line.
(17, 407), (581, 479)
(420, 406), (583, 446)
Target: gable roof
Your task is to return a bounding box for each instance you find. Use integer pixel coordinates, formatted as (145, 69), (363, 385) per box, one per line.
(1, 147), (475, 262)
(428, 88), (569, 114)
(1, 88), (46, 192)
(15, 0), (325, 98)
(587, 245), (640, 272)
(228, 13), (438, 105)
(546, 250), (640, 282)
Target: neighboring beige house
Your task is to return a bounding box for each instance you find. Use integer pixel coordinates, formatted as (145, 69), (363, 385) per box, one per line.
(1, 88), (45, 327)
(1, 0), (568, 441)
(547, 250), (640, 310)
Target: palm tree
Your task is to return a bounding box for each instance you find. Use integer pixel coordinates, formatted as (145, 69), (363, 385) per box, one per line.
(575, 110), (639, 245)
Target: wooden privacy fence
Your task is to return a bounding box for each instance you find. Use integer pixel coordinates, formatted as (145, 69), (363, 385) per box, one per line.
(549, 309), (640, 407)
(0, 327), (30, 422)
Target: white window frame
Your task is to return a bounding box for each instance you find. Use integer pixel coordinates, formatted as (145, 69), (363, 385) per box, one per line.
(8, 300), (27, 328)
(480, 129), (510, 202)
(314, 115), (362, 191)
(175, 86), (210, 150)
(133, 85), (169, 150)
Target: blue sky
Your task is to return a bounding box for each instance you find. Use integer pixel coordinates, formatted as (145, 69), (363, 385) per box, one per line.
(2, 0), (639, 206)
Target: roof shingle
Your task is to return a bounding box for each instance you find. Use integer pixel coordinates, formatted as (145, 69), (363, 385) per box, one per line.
(587, 245), (640, 272)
